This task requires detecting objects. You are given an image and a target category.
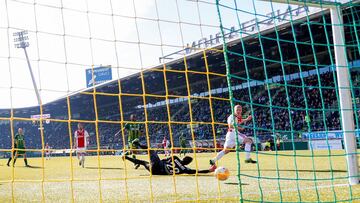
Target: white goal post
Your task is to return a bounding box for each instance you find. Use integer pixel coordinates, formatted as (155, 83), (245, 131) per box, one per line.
(259, 0), (359, 185)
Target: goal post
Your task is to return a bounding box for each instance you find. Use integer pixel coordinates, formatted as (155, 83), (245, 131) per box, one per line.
(330, 5), (359, 185)
(256, 0), (359, 186)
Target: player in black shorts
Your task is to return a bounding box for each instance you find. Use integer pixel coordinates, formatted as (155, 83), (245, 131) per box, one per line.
(122, 150), (216, 175)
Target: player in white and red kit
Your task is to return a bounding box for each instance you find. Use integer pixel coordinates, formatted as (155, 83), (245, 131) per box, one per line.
(162, 136), (170, 157)
(74, 123), (90, 168)
(45, 143), (51, 160)
(210, 105), (256, 166)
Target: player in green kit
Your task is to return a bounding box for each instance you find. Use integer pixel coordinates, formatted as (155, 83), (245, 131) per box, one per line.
(124, 114), (143, 169)
(179, 133), (187, 157)
(7, 128), (29, 167)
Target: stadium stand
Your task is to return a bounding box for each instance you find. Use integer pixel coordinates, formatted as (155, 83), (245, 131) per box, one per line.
(0, 4), (359, 156)
(0, 69), (359, 154)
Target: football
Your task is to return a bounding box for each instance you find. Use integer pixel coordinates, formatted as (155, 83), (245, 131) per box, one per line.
(214, 166), (230, 181)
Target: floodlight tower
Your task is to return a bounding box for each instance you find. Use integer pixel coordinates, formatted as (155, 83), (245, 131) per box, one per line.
(13, 30), (42, 106)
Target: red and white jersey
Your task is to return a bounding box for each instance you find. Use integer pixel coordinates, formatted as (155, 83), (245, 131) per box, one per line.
(227, 114), (242, 131)
(227, 114), (247, 139)
(162, 139), (167, 148)
(75, 129), (90, 148)
(45, 145), (50, 153)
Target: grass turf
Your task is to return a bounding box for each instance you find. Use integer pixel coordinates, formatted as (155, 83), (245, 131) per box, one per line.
(0, 150), (359, 202)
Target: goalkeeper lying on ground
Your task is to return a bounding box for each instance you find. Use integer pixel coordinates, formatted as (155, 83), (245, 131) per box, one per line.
(122, 149), (216, 175)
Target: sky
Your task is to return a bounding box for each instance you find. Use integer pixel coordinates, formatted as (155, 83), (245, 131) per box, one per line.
(0, 0), (299, 109)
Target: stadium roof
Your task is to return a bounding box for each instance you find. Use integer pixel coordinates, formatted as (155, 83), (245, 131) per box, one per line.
(1, 3), (359, 117)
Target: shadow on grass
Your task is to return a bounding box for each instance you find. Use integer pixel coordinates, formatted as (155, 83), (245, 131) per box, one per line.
(85, 167), (123, 170)
(240, 169), (347, 173)
(21, 165), (43, 169)
(224, 182), (249, 186)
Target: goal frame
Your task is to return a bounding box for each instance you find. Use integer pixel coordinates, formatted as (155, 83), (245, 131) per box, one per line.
(260, 0), (359, 185)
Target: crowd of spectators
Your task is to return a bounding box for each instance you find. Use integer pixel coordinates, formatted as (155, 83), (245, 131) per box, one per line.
(0, 70), (359, 151)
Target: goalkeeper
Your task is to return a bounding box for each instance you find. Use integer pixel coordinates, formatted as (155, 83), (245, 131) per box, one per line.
(124, 114), (144, 169)
(122, 148), (216, 175)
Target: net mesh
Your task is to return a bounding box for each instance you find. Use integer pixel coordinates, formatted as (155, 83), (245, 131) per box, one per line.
(216, 0), (360, 202)
(0, 0), (359, 202)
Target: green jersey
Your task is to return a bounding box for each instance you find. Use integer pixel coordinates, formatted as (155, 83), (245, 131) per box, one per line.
(125, 123), (141, 144)
(179, 136), (186, 147)
(14, 133), (26, 155)
(15, 133), (25, 149)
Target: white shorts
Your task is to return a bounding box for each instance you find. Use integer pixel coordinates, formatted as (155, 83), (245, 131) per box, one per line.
(223, 131), (248, 149)
(76, 147), (87, 153)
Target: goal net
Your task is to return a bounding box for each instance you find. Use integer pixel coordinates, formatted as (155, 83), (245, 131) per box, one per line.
(0, 0), (359, 202)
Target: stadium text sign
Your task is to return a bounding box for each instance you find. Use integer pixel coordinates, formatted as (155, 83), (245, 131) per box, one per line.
(309, 139), (343, 150)
(303, 129), (360, 140)
(185, 5), (310, 54)
(86, 66), (112, 88)
(30, 114), (50, 119)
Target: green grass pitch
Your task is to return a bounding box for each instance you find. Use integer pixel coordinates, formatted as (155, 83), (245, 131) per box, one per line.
(0, 150), (359, 202)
